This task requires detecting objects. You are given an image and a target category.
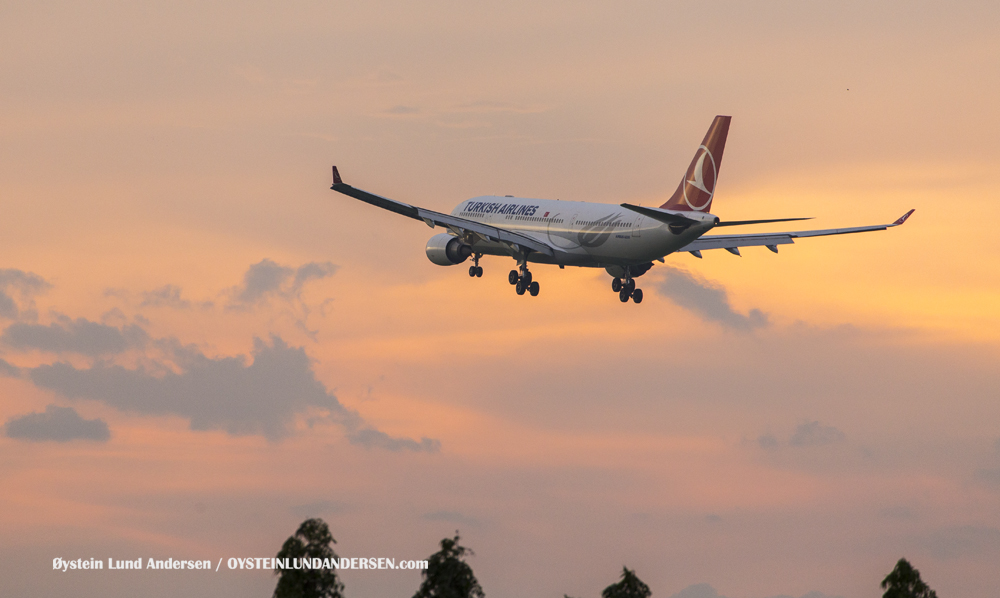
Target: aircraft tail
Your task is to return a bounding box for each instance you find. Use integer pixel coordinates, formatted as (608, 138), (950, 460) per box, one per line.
(660, 115), (731, 213)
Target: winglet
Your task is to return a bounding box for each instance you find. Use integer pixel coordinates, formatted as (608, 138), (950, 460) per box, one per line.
(892, 209), (915, 226)
(331, 166), (343, 187)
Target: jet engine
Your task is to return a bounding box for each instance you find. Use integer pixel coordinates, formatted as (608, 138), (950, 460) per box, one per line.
(425, 233), (473, 266)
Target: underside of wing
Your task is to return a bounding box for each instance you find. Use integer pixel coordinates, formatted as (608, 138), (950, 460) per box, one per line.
(680, 209), (915, 255)
(683, 233), (796, 252)
(330, 166), (555, 257)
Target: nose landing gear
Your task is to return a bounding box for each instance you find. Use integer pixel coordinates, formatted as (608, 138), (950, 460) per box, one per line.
(468, 254), (483, 277)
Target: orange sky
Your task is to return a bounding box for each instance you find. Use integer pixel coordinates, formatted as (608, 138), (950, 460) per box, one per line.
(2, 1), (1000, 597)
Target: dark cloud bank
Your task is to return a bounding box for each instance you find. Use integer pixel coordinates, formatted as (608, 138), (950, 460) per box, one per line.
(4, 405), (110, 442)
(13, 333), (437, 449)
(0, 265), (432, 450)
(655, 266), (768, 330)
(1, 316), (147, 356)
(0, 259), (432, 450)
(0, 358), (20, 378)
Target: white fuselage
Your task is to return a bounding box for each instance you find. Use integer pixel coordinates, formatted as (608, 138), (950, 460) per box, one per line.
(452, 195), (716, 267)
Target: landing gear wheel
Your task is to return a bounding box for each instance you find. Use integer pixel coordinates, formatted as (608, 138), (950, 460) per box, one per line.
(619, 289), (630, 303)
(475, 266), (483, 277)
(469, 266), (477, 277)
(632, 288), (643, 304)
(612, 278), (622, 292)
(508, 270), (519, 285)
(625, 279), (636, 293)
(522, 270), (532, 286)
(515, 281), (526, 295)
(529, 281), (539, 297)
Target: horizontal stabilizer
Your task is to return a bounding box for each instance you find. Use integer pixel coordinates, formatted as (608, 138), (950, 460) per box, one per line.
(620, 203), (700, 225)
(715, 217), (812, 227)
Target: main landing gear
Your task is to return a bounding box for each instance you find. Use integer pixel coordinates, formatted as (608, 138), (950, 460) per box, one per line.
(508, 263), (539, 297)
(468, 253), (483, 278)
(612, 275), (643, 304)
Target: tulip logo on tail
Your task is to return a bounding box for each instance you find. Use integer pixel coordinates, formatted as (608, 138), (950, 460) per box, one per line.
(682, 146), (717, 211)
(660, 115), (730, 213)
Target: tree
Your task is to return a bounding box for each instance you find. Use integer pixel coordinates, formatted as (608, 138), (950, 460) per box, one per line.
(413, 532), (485, 598)
(881, 558), (938, 598)
(601, 567), (651, 598)
(273, 518), (345, 598)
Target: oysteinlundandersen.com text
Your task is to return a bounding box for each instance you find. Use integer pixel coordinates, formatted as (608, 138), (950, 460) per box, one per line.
(52, 557), (428, 572)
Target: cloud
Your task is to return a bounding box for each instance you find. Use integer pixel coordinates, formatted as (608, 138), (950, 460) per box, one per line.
(141, 285), (192, 309)
(233, 259), (293, 305)
(27, 334), (437, 449)
(1, 316), (148, 356)
(228, 259), (337, 309)
(3, 404), (110, 442)
(0, 358), (21, 378)
(655, 266), (768, 330)
(29, 335), (330, 439)
(975, 468), (1000, 485)
(0, 293), (17, 320)
(922, 525), (1000, 559)
(757, 433), (780, 449)
(788, 421), (846, 447)
(293, 262), (337, 290)
(347, 428), (441, 453)
(0, 268), (51, 321)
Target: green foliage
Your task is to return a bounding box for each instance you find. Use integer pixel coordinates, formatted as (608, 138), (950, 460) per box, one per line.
(601, 567), (651, 598)
(273, 518), (344, 598)
(413, 532), (485, 598)
(881, 558), (938, 598)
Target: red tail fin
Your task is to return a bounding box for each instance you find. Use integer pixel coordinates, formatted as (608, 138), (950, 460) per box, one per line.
(660, 115), (731, 213)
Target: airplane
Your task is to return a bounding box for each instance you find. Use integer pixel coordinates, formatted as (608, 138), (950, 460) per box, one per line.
(331, 115), (914, 304)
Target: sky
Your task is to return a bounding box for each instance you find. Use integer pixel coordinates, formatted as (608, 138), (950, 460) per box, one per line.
(2, 1), (999, 596)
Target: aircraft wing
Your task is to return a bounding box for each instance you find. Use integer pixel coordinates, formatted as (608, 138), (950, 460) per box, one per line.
(330, 166), (555, 257)
(680, 209), (915, 254)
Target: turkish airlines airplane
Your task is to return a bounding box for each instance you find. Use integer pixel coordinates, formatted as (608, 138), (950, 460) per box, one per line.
(331, 116), (913, 303)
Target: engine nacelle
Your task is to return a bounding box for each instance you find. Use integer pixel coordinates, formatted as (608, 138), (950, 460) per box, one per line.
(426, 233), (473, 266)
